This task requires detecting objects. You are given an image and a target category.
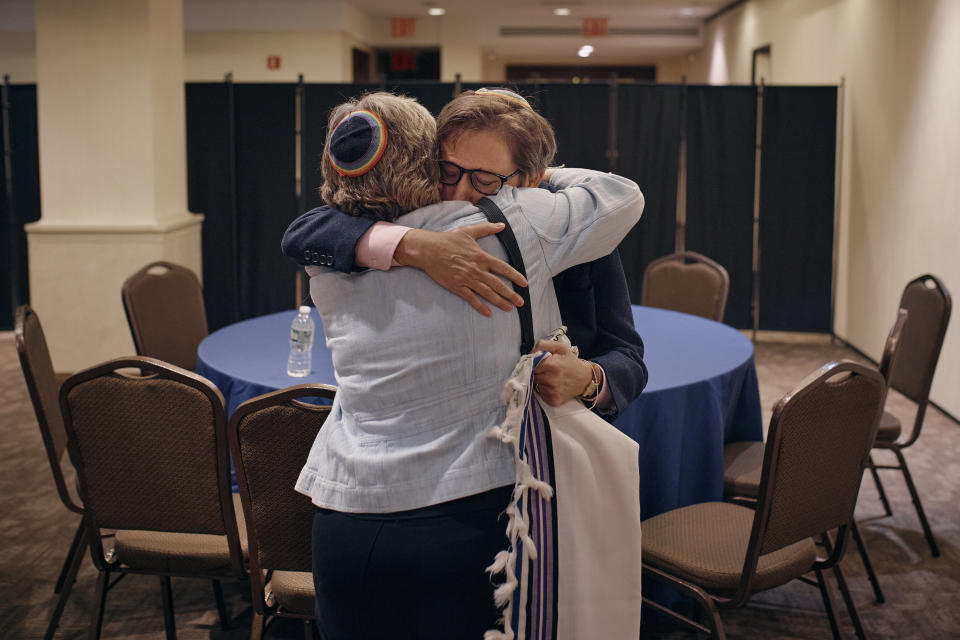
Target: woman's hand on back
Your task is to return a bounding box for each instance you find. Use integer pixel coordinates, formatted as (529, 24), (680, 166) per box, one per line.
(394, 223), (528, 317)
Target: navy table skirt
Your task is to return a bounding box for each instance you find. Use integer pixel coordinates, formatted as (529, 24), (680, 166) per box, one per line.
(196, 305), (763, 518)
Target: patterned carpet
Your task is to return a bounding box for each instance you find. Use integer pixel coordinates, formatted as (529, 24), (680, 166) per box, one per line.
(1, 330), (958, 639)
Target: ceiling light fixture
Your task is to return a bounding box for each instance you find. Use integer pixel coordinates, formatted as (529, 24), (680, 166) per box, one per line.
(428, 7), (446, 16)
(554, 8), (571, 16)
(578, 45), (593, 58)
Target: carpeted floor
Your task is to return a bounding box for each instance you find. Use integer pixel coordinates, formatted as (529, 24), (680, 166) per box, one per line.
(1, 330), (958, 639)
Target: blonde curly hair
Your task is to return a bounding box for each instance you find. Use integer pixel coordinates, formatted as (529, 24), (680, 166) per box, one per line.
(320, 92), (439, 221)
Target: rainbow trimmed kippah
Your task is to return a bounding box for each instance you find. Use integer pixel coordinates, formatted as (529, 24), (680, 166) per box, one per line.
(475, 87), (532, 109)
(328, 109), (388, 177)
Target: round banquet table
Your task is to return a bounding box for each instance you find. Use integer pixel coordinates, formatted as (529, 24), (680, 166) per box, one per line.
(196, 305), (762, 518)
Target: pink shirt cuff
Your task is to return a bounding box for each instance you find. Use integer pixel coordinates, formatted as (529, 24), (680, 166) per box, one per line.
(355, 222), (412, 271)
(594, 365), (613, 410)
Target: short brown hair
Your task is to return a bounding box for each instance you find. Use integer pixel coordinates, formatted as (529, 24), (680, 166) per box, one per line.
(436, 90), (557, 182)
(320, 92), (439, 221)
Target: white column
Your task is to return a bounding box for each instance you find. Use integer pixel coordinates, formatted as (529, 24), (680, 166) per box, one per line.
(27, 0), (203, 372)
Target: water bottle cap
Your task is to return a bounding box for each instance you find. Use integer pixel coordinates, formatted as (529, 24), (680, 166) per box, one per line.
(299, 305), (312, 314)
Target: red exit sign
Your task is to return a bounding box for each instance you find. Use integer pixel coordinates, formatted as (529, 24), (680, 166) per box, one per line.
(391, 16), (416, 37)
(266, 55), (282, 70)
(582, 17), (608, 37)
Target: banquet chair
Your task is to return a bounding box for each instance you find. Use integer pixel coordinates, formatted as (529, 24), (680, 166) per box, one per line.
(121, 261), (208, 370)
(723, 309), (909, 607)
(641, 251), (730, 322)
(15, 305), (88, 640)
(59, 356), (247, 639)
(642, 360), (886, 640)
(867, 274), (951, 558)
(229, 384), (337, 639)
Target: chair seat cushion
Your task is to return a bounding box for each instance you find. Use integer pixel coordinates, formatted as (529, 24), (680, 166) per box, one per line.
(112, 493), (248, 574)
(267, 570), (316, 616)
(875, 410), (901, 442)
(642, 502), (817, 593)
(723, 441), (763, 499)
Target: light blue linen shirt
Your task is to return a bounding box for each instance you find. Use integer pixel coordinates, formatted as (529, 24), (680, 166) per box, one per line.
(295, 168), (644, 513)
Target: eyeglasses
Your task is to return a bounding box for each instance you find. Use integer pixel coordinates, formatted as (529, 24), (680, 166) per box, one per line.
(437, 160), (523, 196)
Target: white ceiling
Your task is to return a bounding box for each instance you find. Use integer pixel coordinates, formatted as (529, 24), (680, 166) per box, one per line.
(0, 0), (733, 64)
(346, 0), (731, 63)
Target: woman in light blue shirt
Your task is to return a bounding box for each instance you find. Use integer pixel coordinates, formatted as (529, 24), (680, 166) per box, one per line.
(296, 91), (643, 639)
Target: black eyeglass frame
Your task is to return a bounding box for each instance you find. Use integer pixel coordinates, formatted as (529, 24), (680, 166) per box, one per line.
(437, 160), (523, 196)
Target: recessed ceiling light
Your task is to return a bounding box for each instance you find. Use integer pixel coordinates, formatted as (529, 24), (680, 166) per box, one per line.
(554, 8), (571, 16)
(578, 45), (593, 58)
(428, 7), (446, 16)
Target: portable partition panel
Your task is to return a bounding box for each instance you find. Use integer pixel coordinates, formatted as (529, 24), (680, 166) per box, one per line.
(684, 86), (758, 329)
(9, 81), (838, 334)
(233, 84), (300, 318)
(529, 83), (612, 173)
(614, 84), (684, 303)
(186, 82), (299, 329)
(186, 82), (238, 331)
(0, 83), (41, 330)
(758, 87), (836, 332)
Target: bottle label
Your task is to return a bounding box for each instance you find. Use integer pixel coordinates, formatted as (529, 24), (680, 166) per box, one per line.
(291, 328), (313, 344)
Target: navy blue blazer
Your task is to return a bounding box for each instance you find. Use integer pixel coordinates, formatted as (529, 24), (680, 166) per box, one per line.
(281, 206), (647, 418)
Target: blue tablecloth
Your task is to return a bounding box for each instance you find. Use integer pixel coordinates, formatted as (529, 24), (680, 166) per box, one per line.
(615, 306), (762, 519)
(197, 309), (335, 415)
(196, 305), (763, 517)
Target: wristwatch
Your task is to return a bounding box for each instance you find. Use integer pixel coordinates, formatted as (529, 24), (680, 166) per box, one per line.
(579, 362), (601, 405)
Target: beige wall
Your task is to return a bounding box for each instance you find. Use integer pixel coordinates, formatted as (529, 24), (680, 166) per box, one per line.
(0, 31), (36, 82)
(660, 0), (960, 418)
(185, 31), (348, 82)
(441, 45), (484, 83)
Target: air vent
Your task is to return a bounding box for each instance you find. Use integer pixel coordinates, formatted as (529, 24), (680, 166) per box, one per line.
(500, 26), (699, 37)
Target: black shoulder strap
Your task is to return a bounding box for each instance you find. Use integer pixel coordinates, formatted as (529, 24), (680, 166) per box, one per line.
(475, 197), (534, 355)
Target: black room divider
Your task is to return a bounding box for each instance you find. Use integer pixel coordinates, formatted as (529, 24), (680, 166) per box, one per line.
(684, 86), (758, 328)
(1, 83), (41, 330)
(758, 87), (837, 332)
(3, 80), (838, 333)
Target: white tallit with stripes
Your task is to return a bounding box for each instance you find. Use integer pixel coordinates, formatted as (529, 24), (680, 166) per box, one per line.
(485, 330), (643, 640)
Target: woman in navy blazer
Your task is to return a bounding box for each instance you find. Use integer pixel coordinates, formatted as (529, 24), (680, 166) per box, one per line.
(283, 89), (647, 419)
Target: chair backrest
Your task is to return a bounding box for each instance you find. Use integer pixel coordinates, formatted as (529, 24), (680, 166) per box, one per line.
(878, 308), (909, 383)
(641, 251), (730, 322)
(121, 261), (208, 370)
(228, 384), (336, 613)
(737, 360), (885, 600)
(885, 274), (951, 442)
(59, 356), (244, 577)
(15, 305), (83, 514)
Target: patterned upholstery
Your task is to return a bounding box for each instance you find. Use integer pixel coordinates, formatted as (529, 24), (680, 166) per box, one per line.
(266, 571), (317, 616)
(113, 494), (249, 573)
(760, 368), (884, 554)
(868, 275), (951, 560)
(229, 384), (336, 628)
(59, 356), (245, 637)
(722, 440), (763, 499)
(15, 305), (80, 512)
(641, 251), (730, 322)
(122, 261), (208, 370)
(642, 502), (816, 592)
(65, 375), (226, 534)
(643, 361), (886, 638)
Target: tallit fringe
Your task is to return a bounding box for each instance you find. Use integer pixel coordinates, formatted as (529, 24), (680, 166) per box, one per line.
(485, 349), (555, 640)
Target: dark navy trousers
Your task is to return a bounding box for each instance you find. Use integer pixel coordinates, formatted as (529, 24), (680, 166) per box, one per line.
(312, 485), (513, 640)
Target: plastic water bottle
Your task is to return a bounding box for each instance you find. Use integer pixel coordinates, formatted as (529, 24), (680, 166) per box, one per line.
(286, 306), (314, 377)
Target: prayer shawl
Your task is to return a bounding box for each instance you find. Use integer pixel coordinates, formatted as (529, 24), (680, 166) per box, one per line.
(485, 341), (643, 640)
